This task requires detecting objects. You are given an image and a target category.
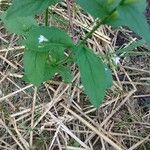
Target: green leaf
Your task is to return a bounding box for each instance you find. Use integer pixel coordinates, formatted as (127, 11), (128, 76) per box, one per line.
(121, 0), (146, 11)
(49, 47), (65, 62)
(21, 26), (74, 52)
(5, 0), (61, 18)
(44, 64), (73, 83)
(107, 0), (122, 10)
(74, 46), (112, 107)
(44, 64), (58, 82)
(58, 66), (73, 83)
(76, 0), (108, 19)
(1, 12), (37, 35)
(107, 0), (150, 45)
(23, 50), (51, 86)
(23, 49), (73, 86)
(1, 0), (61, 34)
(76, 0), (121, 19)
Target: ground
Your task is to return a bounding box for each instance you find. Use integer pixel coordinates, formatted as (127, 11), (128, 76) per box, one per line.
(0, 1), (150, 150)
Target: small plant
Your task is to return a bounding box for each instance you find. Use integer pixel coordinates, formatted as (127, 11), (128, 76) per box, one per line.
(1, 0), (150, 107)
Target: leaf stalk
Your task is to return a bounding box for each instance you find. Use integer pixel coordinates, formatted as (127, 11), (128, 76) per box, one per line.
(45, 8), (49, 26)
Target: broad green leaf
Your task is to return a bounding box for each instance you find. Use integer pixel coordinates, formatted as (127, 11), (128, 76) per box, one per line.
(23, 50), (49, 86)
(21, 26), (74, 52)
(76, 0), (121, 19)
(1, 12), (37, 35)
(23, 50), (73, 86)
(49, 48), (65, 62)
(107, 0), (150, 45)
(121, 0), (146, 11)
(76, 0), (108, 19)
(107, 0), (122, 10)
(5, 0), (61, 18)
(58, 66), (73, 83)
(23, 63), (57, 86)
(74, 46), (112, 107)
(43, 64), (58, 82)
(44, 64), (73, 83)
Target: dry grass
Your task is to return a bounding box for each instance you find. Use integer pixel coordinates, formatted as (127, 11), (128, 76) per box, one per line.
(0, 1), (150, 150)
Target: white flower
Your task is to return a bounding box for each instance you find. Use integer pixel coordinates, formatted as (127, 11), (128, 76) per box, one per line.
(105, 68), (108, 71)
(38, 35), (48, 43)
(113, 56), (120, 65)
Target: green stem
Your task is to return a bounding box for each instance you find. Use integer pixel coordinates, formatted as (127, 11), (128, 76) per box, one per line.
(45, 8), (49, 26)
(80, 15), (111, 44)
(81, 20), (103, 44)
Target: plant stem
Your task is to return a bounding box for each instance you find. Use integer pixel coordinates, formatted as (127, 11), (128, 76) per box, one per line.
(81, 20), (102, 44)
(80, 15), (111, 44)
(45, 8), (49, 26)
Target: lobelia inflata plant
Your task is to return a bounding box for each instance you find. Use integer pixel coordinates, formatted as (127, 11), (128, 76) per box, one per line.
(1, 0), (150, 108)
